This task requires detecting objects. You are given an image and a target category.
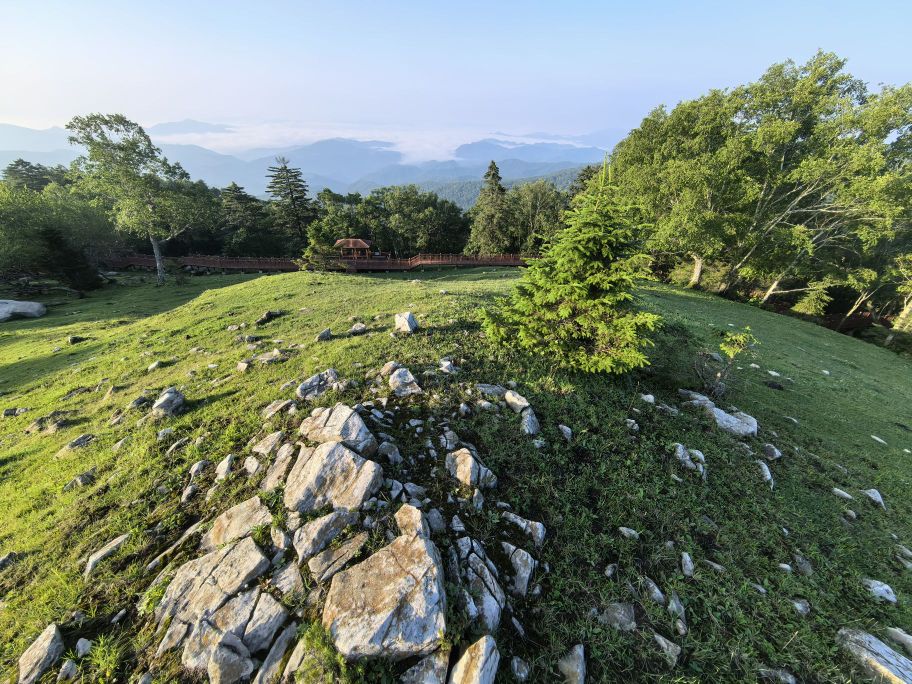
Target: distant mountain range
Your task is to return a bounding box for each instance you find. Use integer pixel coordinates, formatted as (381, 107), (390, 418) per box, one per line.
(0, 122), (605, 202)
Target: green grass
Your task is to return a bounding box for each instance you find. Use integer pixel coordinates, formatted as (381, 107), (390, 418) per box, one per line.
(0, 268), (910, 682)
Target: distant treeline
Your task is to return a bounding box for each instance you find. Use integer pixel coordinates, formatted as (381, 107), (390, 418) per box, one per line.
(1, 51), (910, 337)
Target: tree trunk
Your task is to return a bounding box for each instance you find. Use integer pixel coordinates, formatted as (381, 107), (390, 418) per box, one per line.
(760, 278), (781, 305)
(837, 294), (869, 331)
(687, 255), (704, 289)
(886, 298), (912, 345)
(150, 235), (166, 285)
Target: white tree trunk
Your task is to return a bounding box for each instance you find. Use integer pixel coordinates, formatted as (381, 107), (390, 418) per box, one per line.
(150, 235), (166, 285)
(687, 255), (704, 289)
(760, 278), (781, 305)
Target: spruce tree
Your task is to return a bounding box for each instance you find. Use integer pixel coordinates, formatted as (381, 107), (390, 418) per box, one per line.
(465, 161), (512, 255)
(483, 163), (660, 374)
(266, 156), (315, 254)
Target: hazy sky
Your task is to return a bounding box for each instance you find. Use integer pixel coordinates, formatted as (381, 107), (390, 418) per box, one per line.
(3, 0), (910, 154)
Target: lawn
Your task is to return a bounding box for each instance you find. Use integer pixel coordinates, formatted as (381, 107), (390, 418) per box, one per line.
(0, 268), (910, 682)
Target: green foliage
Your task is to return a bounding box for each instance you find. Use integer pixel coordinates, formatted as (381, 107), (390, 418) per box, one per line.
(483, 164), (660, 373)
(267, 156), (316, 254)
(219, 182), (282, 256)
(86, 633), (126, 683)
(2, 158), (69, 191)
(791, 282), (834, 316)
(464, 161), (512, 255)
(719, 326), (759, 361)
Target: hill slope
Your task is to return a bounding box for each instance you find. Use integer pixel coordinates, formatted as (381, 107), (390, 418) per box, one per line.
(1, 270), (910, 682)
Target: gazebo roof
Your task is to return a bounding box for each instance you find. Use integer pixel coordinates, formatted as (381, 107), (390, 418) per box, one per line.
(334, 238), (371, 249)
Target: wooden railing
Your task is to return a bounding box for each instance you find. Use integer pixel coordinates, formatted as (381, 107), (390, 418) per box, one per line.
(102, 253), (527, 273)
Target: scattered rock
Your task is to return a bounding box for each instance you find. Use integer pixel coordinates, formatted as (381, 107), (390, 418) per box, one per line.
(18, 623), (64, 684)
(832, 487), (854, 501)
(389, 367), (423, 397)
(308, 531), (368, 583)
(653, 632), (681, 667)
(758, 667), (797, 683)
(502, 511), (545, 547)
(520, 409), (540, 436)
(251, 621), (297, 684)
(681, 552), (694, 577)
(296, 368), (343, 401)
(501, 542), (536, 596)
(152, 387), (185, 417)
(510, 656), (530, 682)
(394, 312), (419, 334)
(618, 526), (640, 540)
(293, 511), (357, 565)
(446, 448), (498, 489)
(56, 658), (78, 681)
(598, 602), (636, 631)
(837, 628), (912, 682)
(557, 643), (586, 683)
(400, 648), (450, 683)
(862, 488), (886, 509)
(504, 390), (530, 413)
(885, 627), (912, 658)
(261, 400), (294, 419)
(315, 328), (332, 342)
(260, 443), (296, 491)
(84, 533), (130, 579)
(862, 578), (897, 603)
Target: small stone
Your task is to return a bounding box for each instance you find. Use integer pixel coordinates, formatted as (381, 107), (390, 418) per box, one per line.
(618, 526), (640, 540)
(863, 578), (897, 603)
(681, 552), (694, 577)
(791, 599), (811, 616)
(349, 322), (367, 336)
(84, 533), (130, 579)
(832, 487), (854, 500)
(56, 659), (78, 682)
(653, 632), (681, 667)
(557, 643), (586, 684)
(511, 656), (530, 682)
(598, 602), (636, 631)
(504, 390), (530, 413)
(315, 328), (332, 342)
(863, 488), (886, 509)
(520, 408), (540, 436)
(394, 312), (418, 334)
(558, 424), (572, 441)
(244, 456), (261, 476)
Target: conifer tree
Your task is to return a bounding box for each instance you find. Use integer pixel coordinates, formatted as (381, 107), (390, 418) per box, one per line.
(465, 161), (512, 255)
(483, 163), (660, 374)
(266, 156), (315, 253)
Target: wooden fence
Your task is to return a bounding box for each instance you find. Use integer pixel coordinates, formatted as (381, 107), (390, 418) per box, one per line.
(102, 253), (526, 273)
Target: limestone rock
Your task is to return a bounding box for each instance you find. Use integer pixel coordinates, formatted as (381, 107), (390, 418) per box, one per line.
(394, 312), (419, 334)
(292, 510), (358, 563)
(261, 400), (293, 419)
(885, 627), (912, 658)
(18, 623), (64, 684)
(299, 403), (378, 456)
(284, 442), (382, 514)
(400, 648), (450, 683)
(448, 635), (499, 684)
(322, 533), (446, 660)
(598, 602), (636, 631)
(456, 538), (505, 632)
(445, 448), (497, 489)
(389, 367), (423, 397)
(84, 532), (130, 579)
(56, 658), (78, 682)
(152, 387), (185, 417)
(260, 443), (297, 491)
(200, 497), (272, 551)
(520, 408), (540, 436)
(349, 322), (367, 335)
(501, 542), (536, 596)
(504, 390), (530, 413)
(0, 300), (46, 323)
(681, 552), (694, 577)
(215, 453), (235, 481)
(396, 504), (430, 538)
(315, 328), (332, 342)
(511, 656), (530, 682)
(251, 621), (297, 684)
(863, 578), (897, 604)
(308, 531), (368, 583)
(757, 667), (797, 684)
(207, 630), (253, 683)
(863, 488), (886, 509)
(296, 368), (342, 401)
(557, 643), (586, 684)
(243, 591), (289, 654)
(653, 632), (681, 667)
(271, 562), (304, 596)
(252, 431), (283, 456)
(502, 511), (545, 547)
(837, 628), (912, 683)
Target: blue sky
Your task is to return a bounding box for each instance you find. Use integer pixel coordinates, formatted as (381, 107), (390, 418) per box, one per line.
(2, 0), (909, 154)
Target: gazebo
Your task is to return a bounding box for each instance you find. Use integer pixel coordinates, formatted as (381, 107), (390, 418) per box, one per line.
(334, 238), (372, 259)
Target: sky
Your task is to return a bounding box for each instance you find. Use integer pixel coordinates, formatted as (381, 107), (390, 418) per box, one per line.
(2, 0), (910, 158)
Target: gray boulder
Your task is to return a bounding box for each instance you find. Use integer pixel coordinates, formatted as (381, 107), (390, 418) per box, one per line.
(18, 623), (63, 684)
(322, 532), (446, 660)
(284, 442), (382, 514)
(394, 312), (418, 334)
(299, 403), (378, 456)
(0, 300), (46, 323)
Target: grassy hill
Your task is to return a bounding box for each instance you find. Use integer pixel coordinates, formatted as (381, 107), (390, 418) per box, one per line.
(1, 269), (910, 681)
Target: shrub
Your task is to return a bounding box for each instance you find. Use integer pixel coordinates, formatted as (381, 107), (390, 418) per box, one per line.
(482, 163), (660, 374)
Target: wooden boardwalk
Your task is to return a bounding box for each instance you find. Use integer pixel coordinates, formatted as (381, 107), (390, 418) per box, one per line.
(103, 253), (526, 273)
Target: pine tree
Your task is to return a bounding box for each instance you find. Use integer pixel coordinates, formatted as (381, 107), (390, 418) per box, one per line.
(483, 163), (661, 374)
(220, 182), (281, 256)
(266, 156), (315, 254)
(465, 161), (512, 255)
